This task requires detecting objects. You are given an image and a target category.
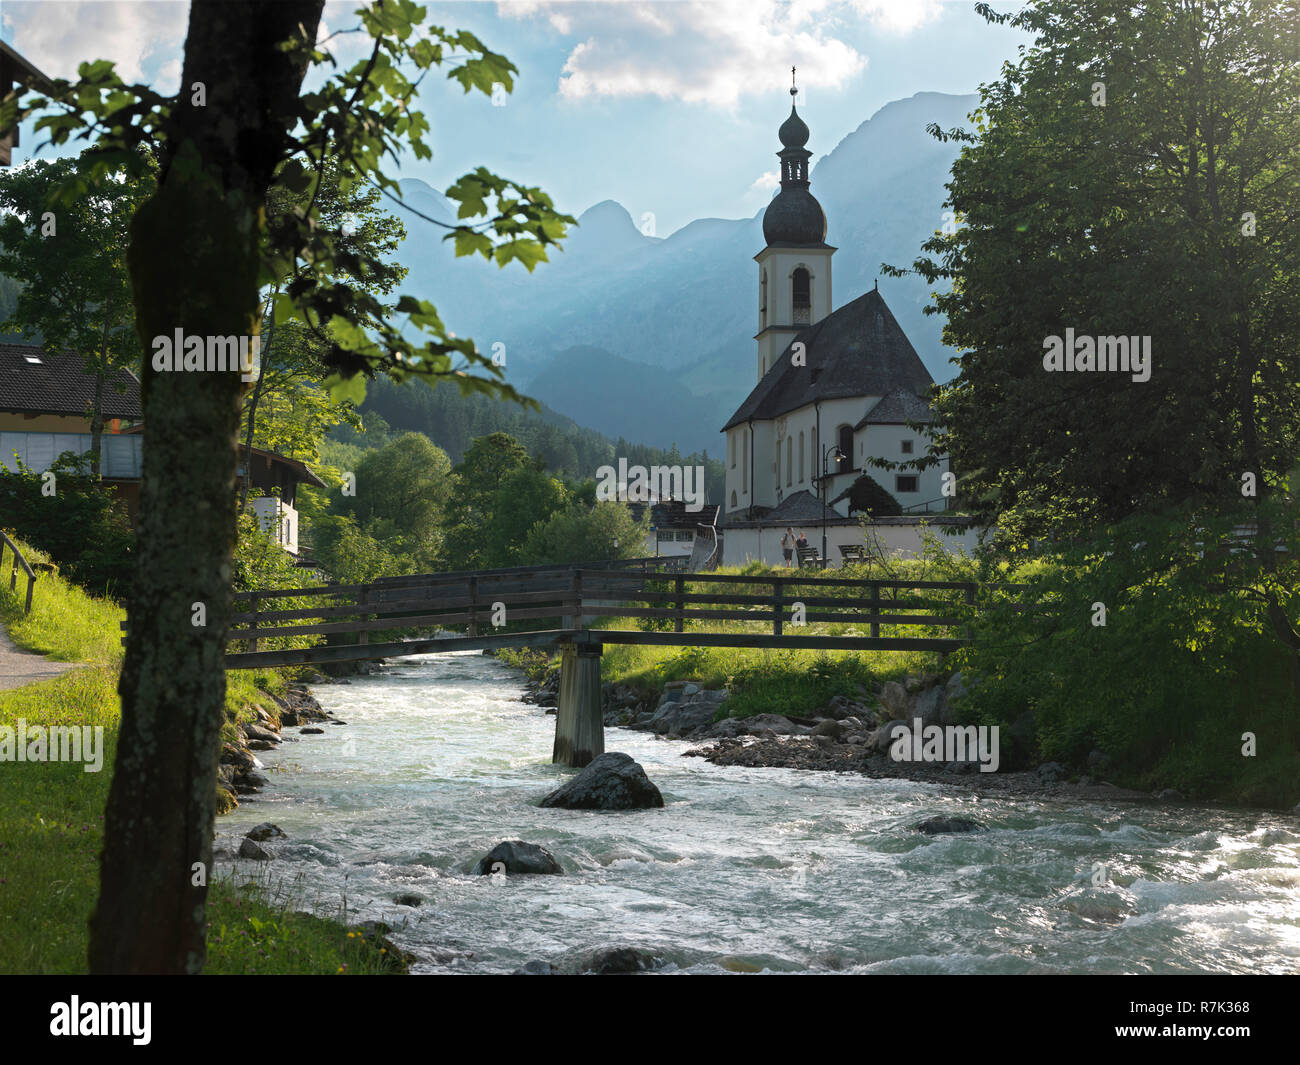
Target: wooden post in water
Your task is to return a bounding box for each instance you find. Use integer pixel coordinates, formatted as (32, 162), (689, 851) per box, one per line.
(552, 640), (604, 768)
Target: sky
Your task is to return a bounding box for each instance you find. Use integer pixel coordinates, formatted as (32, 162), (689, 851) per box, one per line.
(1, 1), (1031, 235)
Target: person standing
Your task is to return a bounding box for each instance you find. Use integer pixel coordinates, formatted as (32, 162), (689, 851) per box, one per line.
(781, 527), (795, 567)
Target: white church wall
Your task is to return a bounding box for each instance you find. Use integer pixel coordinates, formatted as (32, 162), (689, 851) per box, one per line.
(721, 519), (984, 568)
(856, 424), (949, 510)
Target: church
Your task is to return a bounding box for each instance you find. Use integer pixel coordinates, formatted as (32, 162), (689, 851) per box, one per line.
(718, 80), (970, 567)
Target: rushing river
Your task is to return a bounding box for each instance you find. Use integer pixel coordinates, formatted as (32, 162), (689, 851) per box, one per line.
(218, 651), (1300, 974)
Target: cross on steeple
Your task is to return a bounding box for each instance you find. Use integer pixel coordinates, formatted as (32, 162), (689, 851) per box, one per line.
(790, 65), (798, 98)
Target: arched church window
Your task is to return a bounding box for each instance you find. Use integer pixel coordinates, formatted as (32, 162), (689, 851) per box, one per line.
(760, 270), (767, 329)
(786, 437), (793, 486)
(793, 268), (811, 324)
(730, 490), (737, 508)
(798, 432), (805, 483)
(837, 424), (853, 474)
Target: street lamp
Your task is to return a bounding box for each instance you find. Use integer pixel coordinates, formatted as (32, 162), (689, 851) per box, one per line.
(820, 445), (846, 566)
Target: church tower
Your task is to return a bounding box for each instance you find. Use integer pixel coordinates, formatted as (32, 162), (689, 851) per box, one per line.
(754, 71), (835, 383)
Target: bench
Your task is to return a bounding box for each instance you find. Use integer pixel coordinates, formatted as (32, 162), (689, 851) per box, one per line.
(795, 543), (825, 569)
(838, 544), (868, 564)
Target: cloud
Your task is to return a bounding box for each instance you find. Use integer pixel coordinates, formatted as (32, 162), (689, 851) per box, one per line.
(848, 0), (945, 34)
(1, 0), (188, 85)
(750, 170), (780, 192)
(501, 0), (875, 108)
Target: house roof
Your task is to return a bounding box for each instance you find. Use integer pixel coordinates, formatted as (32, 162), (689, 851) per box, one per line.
(723, 287), (934, 431)
(245, 446), (328, 490)
(0, 343), (142, 419)
(0, 41), (51, 88)
(628, 499), (721, 529)
(720, 489), (856, 529)
(855, 386), (935, 429)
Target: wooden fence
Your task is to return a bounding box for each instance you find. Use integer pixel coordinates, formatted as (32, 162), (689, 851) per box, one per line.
(0, 531), (38, 615)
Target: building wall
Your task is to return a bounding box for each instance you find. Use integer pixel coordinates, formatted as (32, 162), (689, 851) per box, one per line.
(853, 424), (949, 510)
(721, 519), (984, 568)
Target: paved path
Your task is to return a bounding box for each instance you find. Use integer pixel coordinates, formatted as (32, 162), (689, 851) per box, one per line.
(0, 621), (80, 691)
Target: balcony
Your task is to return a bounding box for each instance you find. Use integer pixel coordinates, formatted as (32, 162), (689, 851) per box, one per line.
(0, 431), (142, 479)
(250, 496), (299, 555)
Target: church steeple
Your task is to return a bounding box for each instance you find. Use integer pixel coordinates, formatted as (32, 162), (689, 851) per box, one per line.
(752, 68), (835, 384)
(762, 69), (826, 246)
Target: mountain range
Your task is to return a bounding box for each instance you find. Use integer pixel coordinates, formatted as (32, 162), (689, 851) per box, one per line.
(385, 91), (976, 455)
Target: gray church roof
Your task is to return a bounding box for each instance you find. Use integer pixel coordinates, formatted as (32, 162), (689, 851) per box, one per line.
(856, 386), (935, 428)
(722, 288), (935, 431)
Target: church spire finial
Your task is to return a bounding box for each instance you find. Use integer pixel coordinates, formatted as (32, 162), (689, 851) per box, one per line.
(791, 65), (797, 97)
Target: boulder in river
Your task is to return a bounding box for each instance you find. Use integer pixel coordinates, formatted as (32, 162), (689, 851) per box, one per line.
(245, 822), (286, 842)
(514, 960), (557, 975)
(913, 815), (986, 835)
(244, 723), (281, 744)
(473, 840), (564, 876)
(562, 946), (665, 974)
(539, 752), (664, 810)
(238, 838), (272, 859)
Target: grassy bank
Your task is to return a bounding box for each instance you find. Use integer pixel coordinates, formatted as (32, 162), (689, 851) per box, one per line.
(0, 538), (399, 974)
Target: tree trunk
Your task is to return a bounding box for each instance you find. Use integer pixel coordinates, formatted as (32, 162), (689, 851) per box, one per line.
(88, 0), (323, 975)
(89, 363), (105, 479)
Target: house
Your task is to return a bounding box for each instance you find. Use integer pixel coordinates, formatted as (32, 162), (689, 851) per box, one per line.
(0, 343), (325, 554)
(628, 498), (722, 563)
(0, 41), (51, 168)
(719, 81), (980, 566)
(0, 342), (145, 509)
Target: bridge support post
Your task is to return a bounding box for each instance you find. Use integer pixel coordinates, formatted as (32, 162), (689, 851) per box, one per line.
(552, 640), (604, 768)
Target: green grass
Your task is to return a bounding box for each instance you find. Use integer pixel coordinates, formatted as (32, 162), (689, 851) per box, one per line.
(0, 536), (398, 974)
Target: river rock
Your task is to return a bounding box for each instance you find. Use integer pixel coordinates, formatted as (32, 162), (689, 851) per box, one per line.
(245, 822), (286, 842)
(393, 893), (423, 907)
(539, 752), (665, 810)
(301, 727), (324, 734)
(562, 946), (664, 974)
(1154, 788), (1185, 801)
(873, 720), (907, 753)
(244, 723), (281, 744)
(913, 815), (986, 834)
(1037, 762), (1067, 784)
(514, 960), (557, 975)
(812, 718), (845, 740)
(238, 838), (272, 859)
(878, 681), (909, 717)
(649, 700), (717, 736)
(473, 840), (564, 876)
(912, 685), (946, 728)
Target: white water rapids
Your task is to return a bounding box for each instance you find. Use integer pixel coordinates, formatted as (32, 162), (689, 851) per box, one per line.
(218, 650), (1300, 974)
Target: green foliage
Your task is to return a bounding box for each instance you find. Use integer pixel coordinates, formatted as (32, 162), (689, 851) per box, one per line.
(896, 0), (1300, 539)
(833, 474), (902, 517)
(0, 454), (134, 597)
(952, 501), (1300, 804)
(0, 151), (147, 397)
(479, 466), (569, 568)
(519, 500), (648, 566)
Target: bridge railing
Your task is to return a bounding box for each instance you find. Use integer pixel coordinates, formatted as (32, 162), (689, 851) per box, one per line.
(223, 559), (689, 655)
(221, 564), (978, 665)
(577, 569), (975, 649)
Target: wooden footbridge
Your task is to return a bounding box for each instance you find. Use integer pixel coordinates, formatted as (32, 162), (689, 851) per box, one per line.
(217, 558), (977, 768)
